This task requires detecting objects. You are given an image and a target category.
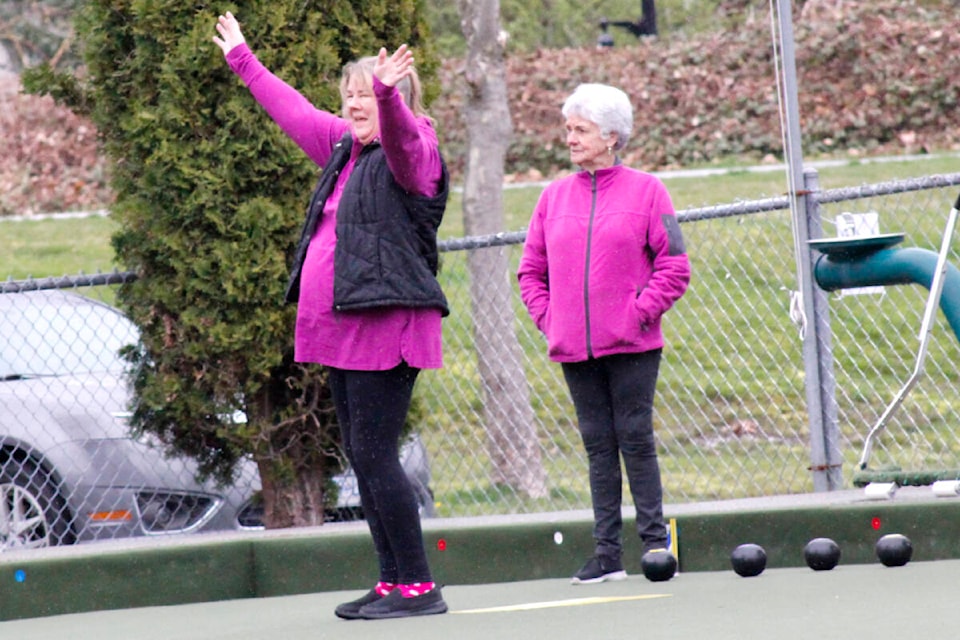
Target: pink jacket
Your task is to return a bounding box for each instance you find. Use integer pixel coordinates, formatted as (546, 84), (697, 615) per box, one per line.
(518, 164), (690, 363)
(225, 44), (445, 370)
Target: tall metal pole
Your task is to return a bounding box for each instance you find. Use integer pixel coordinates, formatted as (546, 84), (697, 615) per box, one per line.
(774, 0), (842, 491)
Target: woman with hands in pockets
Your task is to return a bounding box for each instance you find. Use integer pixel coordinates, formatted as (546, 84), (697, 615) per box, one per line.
(518, 83), (690, 586)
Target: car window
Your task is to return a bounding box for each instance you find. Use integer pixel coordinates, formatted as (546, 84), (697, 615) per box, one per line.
(0, 292), (139, 378)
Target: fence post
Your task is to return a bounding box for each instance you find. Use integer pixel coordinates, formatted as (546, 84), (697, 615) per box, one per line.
(802, 168), (844, 491)
(772, 0), (841, 491)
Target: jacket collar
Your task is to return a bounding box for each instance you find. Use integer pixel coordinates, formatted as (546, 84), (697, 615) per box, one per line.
(576, 160), (624, 185)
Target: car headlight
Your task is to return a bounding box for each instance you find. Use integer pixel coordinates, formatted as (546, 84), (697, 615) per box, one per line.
(134, 491), (221, 534)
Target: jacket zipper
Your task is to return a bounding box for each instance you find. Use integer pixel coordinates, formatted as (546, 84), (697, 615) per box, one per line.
(584, 173), (598, 359)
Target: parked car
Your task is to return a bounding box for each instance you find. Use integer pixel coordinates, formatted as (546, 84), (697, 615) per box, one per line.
(0, 289), (434, 551)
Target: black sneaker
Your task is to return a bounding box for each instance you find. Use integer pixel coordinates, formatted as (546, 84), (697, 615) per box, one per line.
(335, 589), (384, 620)
(570, 555), (628, 585)
(357, 587), (448, 619)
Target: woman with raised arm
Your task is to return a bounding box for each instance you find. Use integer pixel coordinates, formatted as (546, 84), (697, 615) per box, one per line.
(214, 11), (449, 620)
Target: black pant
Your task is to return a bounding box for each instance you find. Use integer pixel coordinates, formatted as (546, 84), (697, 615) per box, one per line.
(562, 350), (667, 559)
(328, 364), (432, 584)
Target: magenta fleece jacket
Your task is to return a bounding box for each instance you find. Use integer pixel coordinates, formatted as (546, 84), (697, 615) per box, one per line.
(518, 164), (691, 363)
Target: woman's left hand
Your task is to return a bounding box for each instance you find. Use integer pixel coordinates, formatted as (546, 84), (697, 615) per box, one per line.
(373, 44), (414, 88)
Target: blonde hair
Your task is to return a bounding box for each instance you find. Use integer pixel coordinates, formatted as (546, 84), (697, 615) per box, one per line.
(339, 55), (428, 118)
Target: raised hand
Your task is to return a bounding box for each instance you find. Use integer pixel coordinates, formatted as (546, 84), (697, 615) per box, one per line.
(373, 44), (414, 88)
(212, 11), (246, 56)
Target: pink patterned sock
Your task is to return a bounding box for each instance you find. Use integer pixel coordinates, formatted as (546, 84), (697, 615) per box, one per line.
(375, 581), (396, 597)
(398, 582), (436, 598)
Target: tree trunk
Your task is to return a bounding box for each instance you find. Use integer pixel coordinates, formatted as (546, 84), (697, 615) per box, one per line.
(249, 370), (336, 528)
(257, 456), (326, 528)
(457, 0), (547, 498)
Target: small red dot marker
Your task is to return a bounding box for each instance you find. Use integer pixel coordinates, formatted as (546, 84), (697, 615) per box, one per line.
(437, 538), (447, 551)
(871, 517), (882, 530)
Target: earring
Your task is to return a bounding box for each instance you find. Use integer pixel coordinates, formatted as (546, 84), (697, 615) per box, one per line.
(607, 146), (613, 155)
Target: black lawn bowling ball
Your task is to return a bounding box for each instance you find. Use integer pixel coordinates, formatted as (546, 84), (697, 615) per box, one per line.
(730, 543), (767, 577)
(641, 549), (678, 582)
(803, 537), (841, 571)
(875, 533), (913, 567)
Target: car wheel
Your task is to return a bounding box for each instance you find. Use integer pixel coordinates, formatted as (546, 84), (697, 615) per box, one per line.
(0, 456), (75, 550)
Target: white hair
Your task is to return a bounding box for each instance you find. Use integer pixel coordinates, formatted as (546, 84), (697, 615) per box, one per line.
(561, 83), (634, 151)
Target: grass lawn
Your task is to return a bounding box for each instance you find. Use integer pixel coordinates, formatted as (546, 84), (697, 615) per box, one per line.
(5, 153), (958, 278)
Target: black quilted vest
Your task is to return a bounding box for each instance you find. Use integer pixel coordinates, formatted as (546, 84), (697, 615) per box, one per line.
(284, 132), (449, 317)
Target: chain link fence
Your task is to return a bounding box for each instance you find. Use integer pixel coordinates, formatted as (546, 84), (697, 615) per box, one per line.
(427, 170), (960, 513)
(4, 170), (960, 551)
